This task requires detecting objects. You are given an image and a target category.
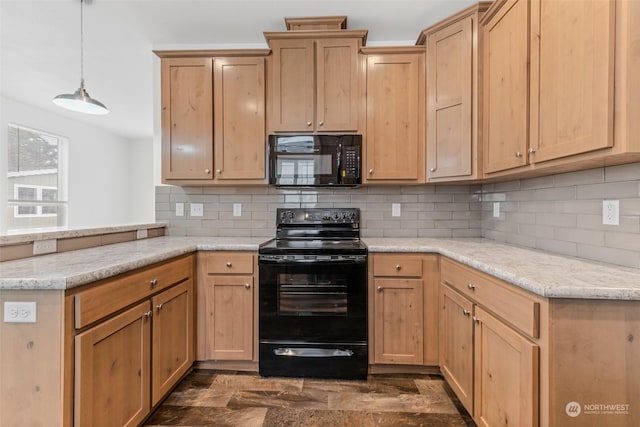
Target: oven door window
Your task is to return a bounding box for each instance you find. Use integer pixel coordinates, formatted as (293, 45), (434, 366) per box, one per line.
(277, 273), (347, 316)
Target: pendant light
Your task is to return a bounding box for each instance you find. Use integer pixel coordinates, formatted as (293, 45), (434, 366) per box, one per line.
(53, 0), (108, 115)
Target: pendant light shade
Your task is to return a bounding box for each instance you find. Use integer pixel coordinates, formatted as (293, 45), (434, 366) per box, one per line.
(53, 0), (108, 115)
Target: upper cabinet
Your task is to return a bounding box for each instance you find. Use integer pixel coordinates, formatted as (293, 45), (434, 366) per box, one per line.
(482, 0), (640, 177)
(157, 51), (269, 185)
(264, 25), (367, 133)
(418, 2), (491, 182)
(362, 47), (426, 184)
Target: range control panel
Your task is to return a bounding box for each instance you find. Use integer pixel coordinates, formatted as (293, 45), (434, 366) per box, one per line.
(277, 208), (360, 225)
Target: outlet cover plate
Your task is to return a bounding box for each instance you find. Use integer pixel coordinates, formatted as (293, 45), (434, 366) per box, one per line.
(175, 203), (184, 216)
(190, 203), (204, 217)
(233, 203), (242, 217)
(391, 203), (401, 217)
(493, 202), (500, 218)
(602, 200), (619, 225)
(4, 301), (37, 323)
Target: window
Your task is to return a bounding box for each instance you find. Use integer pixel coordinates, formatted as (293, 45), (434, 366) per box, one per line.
(7, 124), (68, 231)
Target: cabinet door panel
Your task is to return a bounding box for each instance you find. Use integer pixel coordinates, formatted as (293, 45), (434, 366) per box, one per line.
(161, 58), (213, 180)
(427, 17), (472, 179)
(151, 280), (193, 405)
(214, 57), (266, 180)
(483, 0), (529, 173)
(316, 38), (359, 131)
(270, 39), (315, 131)
(373, 278), (423, 364)
(74, 301), (151, 427)
(530, 0), (614, 162)
(366, 53), (425, 182)
(474, 307), (539, 427)
(439, 285), (474, 415)
(204, 275), (254, 360)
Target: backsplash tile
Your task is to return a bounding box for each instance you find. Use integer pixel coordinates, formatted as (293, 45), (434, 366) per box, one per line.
(481, 164), (640, 268)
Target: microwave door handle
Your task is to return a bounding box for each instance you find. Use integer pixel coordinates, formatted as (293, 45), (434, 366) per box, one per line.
(336, 147), (343, 182)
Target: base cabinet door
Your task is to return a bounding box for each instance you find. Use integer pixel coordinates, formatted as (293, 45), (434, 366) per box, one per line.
(473, 306), (539, 427)
(151, 280), (194, 406)
(439, 284), (474, 414)
(74, 301), (151, 427)
(204, 275), (254, 360)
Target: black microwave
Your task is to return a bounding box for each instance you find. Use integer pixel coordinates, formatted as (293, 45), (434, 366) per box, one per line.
(268, 134), (362, 187)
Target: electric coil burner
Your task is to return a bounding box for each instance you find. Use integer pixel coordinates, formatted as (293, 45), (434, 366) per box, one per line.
(258, 208), (368, 379)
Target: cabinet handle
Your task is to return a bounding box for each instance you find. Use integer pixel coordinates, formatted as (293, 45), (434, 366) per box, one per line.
(306, 121), (312, 127)
(150, 279), (158, 287)
(515, 151), (523, 158)
(377, 286), (383, 293)
(318, 121), (324, 126)
(369, 169), (374, 175)
(528, 148), (536, 154)
(467, 283), (476, 291)
(216, 169), (222, 174)
(472, 316), (480, 324)
(204, 169), (211, 174)
(156, 303), (163, 311)
(143, 311), (153, 319)
(462, 309), (470, 317)
(430, 167), (436, 172)
(395, 264), (401, 271)
(226, 262), (232, 267)
(244, 283), (251, 289)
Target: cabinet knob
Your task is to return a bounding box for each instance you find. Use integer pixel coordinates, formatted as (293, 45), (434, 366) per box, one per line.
(467, 283), (476, 290)
(395, 264), (401, 271)
(318, 121), (324, 126)
(515, 151), (523, 158)
(472, 316), (480, 324)
(150, 279), (158, 287)
(244, 283), (251, 289)
(462, 309), (470, 317)
(143, 311), (153, 319)
(430, 167), (436, 172)
(216, 169), (222, 174)
(306, 121), (312, 127)
(156, 303), (164, 311)
(369, 169), (374, 175)
(528, 148), (536, 154)
(226, 261), (232, 267)
(376, 286), (383, 293)
(205, 169), (211, 174)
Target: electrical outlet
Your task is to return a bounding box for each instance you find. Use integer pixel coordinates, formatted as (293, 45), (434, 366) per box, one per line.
(136, 229), (148, 239)
(4, 302), (37, 323)
(33, 239), (57, 255)
(392, 203), (401, 217)
(602, 200), (619, 225)
(233, 203), (242, 217)
(190, 203), (204, 217)
(175, 203), (184, 216)
(493, 202), (500, 218)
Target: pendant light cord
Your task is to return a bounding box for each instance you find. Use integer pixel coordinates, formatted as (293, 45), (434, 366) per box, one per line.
(80, 0), (85, 88)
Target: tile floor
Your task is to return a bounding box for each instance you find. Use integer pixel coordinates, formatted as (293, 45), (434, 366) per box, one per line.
(145, 370), (475, 427)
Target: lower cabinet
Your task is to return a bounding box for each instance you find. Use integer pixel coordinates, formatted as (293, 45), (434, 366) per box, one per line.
(369, 253), (439, 366)
(72, 255), (195, 427)
(440, 257), (541, 427)
(197, 251), (257, 362)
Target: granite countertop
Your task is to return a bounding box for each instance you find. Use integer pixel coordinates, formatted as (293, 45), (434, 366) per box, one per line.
(1, 236), (639, 300)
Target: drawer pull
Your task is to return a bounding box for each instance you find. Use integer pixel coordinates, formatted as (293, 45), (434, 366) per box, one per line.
(515, 151), (523, 158)
(156, 303), (163, 311)
(226, 262), (232, 268)
(462, 309), (470, 317)
(150, 279), (158, 287)
(204, 169), (211, 174)
(244, 283), (251, 289)
(467, 283), (476, 291)
(377, 286), (384, 293)
(306, 121), (312, 127)
(395, 264), (401, 271)
(143, 311), (153, 319)
(472, 316), (480, 324)
(369, 169), (374, 175)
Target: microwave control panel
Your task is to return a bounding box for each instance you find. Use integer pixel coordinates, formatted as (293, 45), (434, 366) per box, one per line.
(343, 146), (360, 178)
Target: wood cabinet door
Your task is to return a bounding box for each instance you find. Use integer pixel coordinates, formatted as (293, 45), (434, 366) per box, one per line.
(213, 57), (266, 180)
(74, 301), (151, 427)
(439, 285), (474, 415)
(161, 58), (213, 180)
(473, 306), (539, 427)
(151, 280), (193, 406)
(269, 39), (315, 132)
(529, 0), (615, 163)
(373, 278), (424, 365)
(316, 38), (360, 131)
(204, 275), (254, 360)
(427, 16), (473, 180)
(365, 53), (425, 182)
(483, 0), (529, 174)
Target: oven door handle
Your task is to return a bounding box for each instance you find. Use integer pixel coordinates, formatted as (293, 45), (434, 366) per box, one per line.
(273, 347), (354, 358)
(259, 255), (367, 263)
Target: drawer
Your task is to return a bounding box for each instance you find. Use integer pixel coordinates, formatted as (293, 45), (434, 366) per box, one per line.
(373, 254), (422, 277)
(204, 252), (254, 274)
(75, 255), (194, 329)
(440, 257), (540, 338)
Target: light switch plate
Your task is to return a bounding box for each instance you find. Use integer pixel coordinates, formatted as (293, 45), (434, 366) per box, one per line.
(392, 203), (401, 217)
(233, 203), (242, 217)
(190, 203), (204, 217)
(493, 202), (500, 218)
(175, 203), (184, 216)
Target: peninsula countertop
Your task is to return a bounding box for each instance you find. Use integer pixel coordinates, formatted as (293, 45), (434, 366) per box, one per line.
(1, 236), (639, 300)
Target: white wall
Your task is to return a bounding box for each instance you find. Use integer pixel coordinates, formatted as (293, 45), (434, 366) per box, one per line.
(0, 96), (154, 231)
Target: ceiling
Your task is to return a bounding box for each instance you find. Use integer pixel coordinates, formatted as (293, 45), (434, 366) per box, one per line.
(1, 0), (477, 141)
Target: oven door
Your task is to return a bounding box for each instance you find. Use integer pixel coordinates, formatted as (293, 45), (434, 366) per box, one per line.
(258, 254), (367, 342)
